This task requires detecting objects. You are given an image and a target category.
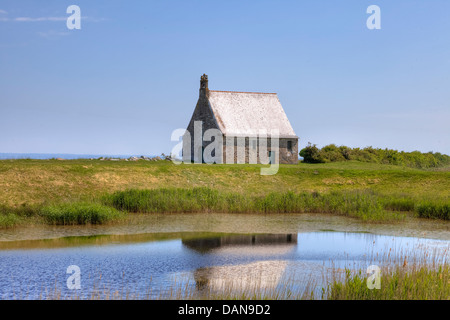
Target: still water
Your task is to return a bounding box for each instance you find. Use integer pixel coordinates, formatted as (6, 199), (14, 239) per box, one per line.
(0, 230), (449, 299)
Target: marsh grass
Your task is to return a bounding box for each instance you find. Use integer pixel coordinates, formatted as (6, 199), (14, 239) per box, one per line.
(103, 188), (222, 213)
(0, 186), (448, 228)
(415, 202), (450, 220)
(325, 240), (450, 300)
(40, 202), (126, 225)
(380, 197), (416, 212)
(0, 204), (40, 228)
(0, 213), (22, 228)
(104, 188), (406, 222)
(328, 265), (450, 300)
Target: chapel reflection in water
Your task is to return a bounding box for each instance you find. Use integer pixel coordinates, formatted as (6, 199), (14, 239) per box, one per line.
(182, 234), (298, 292)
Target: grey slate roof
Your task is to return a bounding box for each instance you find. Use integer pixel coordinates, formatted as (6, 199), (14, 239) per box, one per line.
(208, 90), (297, 138)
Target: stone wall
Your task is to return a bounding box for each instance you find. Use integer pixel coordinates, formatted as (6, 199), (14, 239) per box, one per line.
(222, 136), (298, 165)
(183, 89), (221, 163)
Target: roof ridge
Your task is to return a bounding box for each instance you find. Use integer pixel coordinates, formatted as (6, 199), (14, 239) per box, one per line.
(209, 90), (277, 95)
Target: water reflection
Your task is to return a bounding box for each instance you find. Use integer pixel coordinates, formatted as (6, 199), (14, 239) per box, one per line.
(182, 234), (297, 292)
(193, 261), (290, 292)
(2, 213), (449, 242)
(182, 234), (297, 253)
(0, 231), (448, 299)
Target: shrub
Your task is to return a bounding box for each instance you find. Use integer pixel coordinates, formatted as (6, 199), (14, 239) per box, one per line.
(299, 142), (325, 163)
(320, 144), (346, 162)
(299, 143), (450, 168)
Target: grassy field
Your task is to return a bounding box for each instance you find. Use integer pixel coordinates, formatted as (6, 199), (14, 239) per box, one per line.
(0, 159), (449, 227)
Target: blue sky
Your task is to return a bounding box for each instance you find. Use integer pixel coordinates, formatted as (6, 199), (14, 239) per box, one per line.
(0, 0), (449, 156)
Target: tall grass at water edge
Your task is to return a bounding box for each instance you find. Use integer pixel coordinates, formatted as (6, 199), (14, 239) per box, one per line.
(104, 187), (418, 222)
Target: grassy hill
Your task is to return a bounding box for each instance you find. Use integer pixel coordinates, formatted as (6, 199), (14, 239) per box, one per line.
(0, 159), (448, 226)
(0, 159), (448, 205)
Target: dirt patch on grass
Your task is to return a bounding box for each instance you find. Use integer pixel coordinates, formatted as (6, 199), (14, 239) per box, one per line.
(323, 178), (354, 185)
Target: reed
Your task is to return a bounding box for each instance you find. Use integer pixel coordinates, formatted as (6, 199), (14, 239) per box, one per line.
(327, 265), (450, 300)
(0, 187), (448, 228)
(40, 202), (126, 225)
(415, 202), (450, 220)
(0, 213), (22, 228)
(326, 239), (450, 300)
(0, 204), (39, 228)
(104, 188), (406, 222)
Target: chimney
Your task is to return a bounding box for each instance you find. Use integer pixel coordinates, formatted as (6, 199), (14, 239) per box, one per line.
(199, 73), (209, 97)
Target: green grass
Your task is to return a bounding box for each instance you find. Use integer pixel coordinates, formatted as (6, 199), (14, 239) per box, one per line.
(103, 187), (222, 213)
(380, 197), (416, 212)
(0, 204), (40, 228)
(0, 213), (22, 228)
(104, 186), (450, 222)
(104, 188), (406, 222)
(40, 202), (126, 225)
(327, 265), (450, 300)
(415, 202), (450, 220)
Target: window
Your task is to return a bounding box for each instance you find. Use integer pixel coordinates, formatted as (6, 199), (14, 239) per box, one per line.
(287, 141), (292, 152)
(268, 151), (275, 164)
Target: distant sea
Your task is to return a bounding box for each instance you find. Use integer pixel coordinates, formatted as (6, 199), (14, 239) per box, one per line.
(0, 153), (157, 160)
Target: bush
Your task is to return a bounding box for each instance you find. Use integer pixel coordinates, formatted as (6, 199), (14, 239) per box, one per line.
(299, 143), (450, 168)
(320, 144), (346, 162)
(299, 142), (325, 163)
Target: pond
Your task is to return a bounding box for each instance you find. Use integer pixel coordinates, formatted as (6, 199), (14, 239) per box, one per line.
(1, 213), (449, 299)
